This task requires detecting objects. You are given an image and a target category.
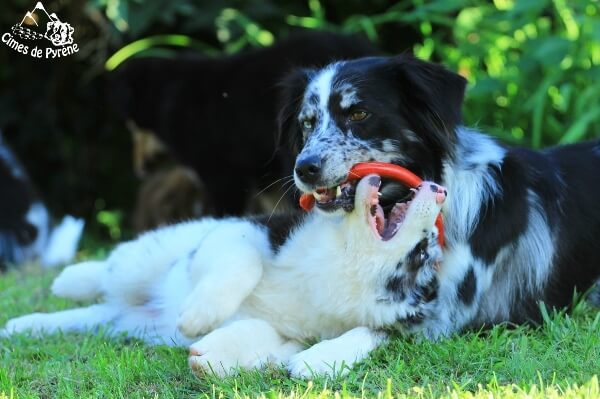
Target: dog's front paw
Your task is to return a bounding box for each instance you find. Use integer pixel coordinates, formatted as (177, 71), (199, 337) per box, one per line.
(177, 292), (239, 338)
(2, 313), (47, 337)
(187, 329), (245, 377)
(288, 344), (349, 379)
(287, 327), (384, 379)
(177, 303), (223, 338)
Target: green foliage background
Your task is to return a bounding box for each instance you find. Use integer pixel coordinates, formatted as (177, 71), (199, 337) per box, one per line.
(0, 0), (599, 239)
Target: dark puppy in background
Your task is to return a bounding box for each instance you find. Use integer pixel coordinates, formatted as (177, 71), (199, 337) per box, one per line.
(0, 132), (83, 269)
(0, 133), (42, 270)
(132, 166), (208, 233)
(110, 31), (380, 217)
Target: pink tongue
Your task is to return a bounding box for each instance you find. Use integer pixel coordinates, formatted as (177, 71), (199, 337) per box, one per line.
(374, 204), (385, 236)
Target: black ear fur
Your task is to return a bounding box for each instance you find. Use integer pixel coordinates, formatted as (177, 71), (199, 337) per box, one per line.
(276, 68), (314, 156)
(392, 55), (466, 140)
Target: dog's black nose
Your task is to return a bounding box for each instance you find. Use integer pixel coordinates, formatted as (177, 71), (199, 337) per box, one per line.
(295, 155), (322, 185)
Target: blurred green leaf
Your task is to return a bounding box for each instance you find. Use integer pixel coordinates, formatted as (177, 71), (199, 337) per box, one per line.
(560, 108), (600, 144)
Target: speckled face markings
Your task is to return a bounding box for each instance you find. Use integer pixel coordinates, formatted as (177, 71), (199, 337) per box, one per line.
(295, 64), (406, 191)
(335, 82), (361, 109)
(298, 94), (318, 124)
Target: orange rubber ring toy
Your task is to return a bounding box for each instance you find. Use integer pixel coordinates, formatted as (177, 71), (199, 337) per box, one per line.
(299, 162), (445, 248)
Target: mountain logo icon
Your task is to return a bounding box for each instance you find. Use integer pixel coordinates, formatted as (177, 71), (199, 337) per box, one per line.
(11, 2), (74, 46)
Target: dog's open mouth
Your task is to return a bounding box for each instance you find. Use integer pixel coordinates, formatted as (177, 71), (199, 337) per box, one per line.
(311, 182), (357, 212)
(310, 176), (417, 241)
(363, 176), (415, 241)
(311, 179), (410, 212)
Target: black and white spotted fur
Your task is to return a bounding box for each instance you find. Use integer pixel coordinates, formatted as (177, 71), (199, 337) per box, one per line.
(0, 133), (45, 269)
(281, 54), (600, 337)
(0, 133), (84, 269)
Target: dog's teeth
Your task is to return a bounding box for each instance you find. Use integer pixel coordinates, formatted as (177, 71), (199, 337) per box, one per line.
(336, 186), (342, 198)
(313, 192), (322, 201)
(378, 192), (382, 196)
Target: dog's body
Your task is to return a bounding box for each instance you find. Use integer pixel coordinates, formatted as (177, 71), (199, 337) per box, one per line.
(3, 177), (446, 377)
(283, 55), (600, 337)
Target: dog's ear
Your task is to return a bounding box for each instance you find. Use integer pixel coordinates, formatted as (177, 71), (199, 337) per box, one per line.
(391, 55), (466, 139)
(276, 68), (314, 155)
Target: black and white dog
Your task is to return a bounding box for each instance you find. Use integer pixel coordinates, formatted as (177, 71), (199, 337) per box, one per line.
(0, 133), (84, 269)
(281, 54), (600, 334)
(2, 55), (599, 378)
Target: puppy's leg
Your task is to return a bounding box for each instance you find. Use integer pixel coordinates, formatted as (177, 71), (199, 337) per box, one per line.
(288, 327), (387, 379)
(188, 318), (302, 377)
(1, 304), (118, 338)
(177, 243), (264, 337)
(102, 220), (222, 306)
(177, 222), (269, 338)
(51, 260), (107, 300)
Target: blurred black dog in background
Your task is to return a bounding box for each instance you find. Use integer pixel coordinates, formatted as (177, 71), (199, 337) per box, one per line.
(0, 132), (83, 270)
(0, 133), (41, 270)
(110, 32), (379, 217)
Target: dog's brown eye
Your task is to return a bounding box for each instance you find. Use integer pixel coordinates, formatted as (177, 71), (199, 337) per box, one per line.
(349, 110), (368, 122)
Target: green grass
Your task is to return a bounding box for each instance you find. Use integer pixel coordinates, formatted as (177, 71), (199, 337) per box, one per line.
(1, 265), (599, 398)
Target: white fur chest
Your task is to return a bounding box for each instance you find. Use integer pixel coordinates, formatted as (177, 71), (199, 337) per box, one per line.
(240, 214), (406, 340)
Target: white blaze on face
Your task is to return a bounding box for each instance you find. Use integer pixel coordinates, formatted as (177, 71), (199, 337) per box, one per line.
(311, 65), (337, 112)
(301, 64), (338, 139)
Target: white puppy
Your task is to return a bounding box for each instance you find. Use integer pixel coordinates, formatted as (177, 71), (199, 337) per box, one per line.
(2, 175), (446, 378)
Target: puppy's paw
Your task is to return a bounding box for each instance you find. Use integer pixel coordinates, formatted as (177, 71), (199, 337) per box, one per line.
(188, 330), (244, 377)
(287, 344), (349, 379)
(177, 294), (238, 338)
(177, 305), (221, 338)
(3, 313), (48, 337)
(51, 261), (105, 300)
(287, 327), (383, 379)
(188, 349), (240, 377)
(187, 319), (299, 377)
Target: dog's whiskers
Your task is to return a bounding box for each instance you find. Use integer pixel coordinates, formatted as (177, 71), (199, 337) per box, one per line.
(267, 183), (298, 223)
(253, 175), (295, 199)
